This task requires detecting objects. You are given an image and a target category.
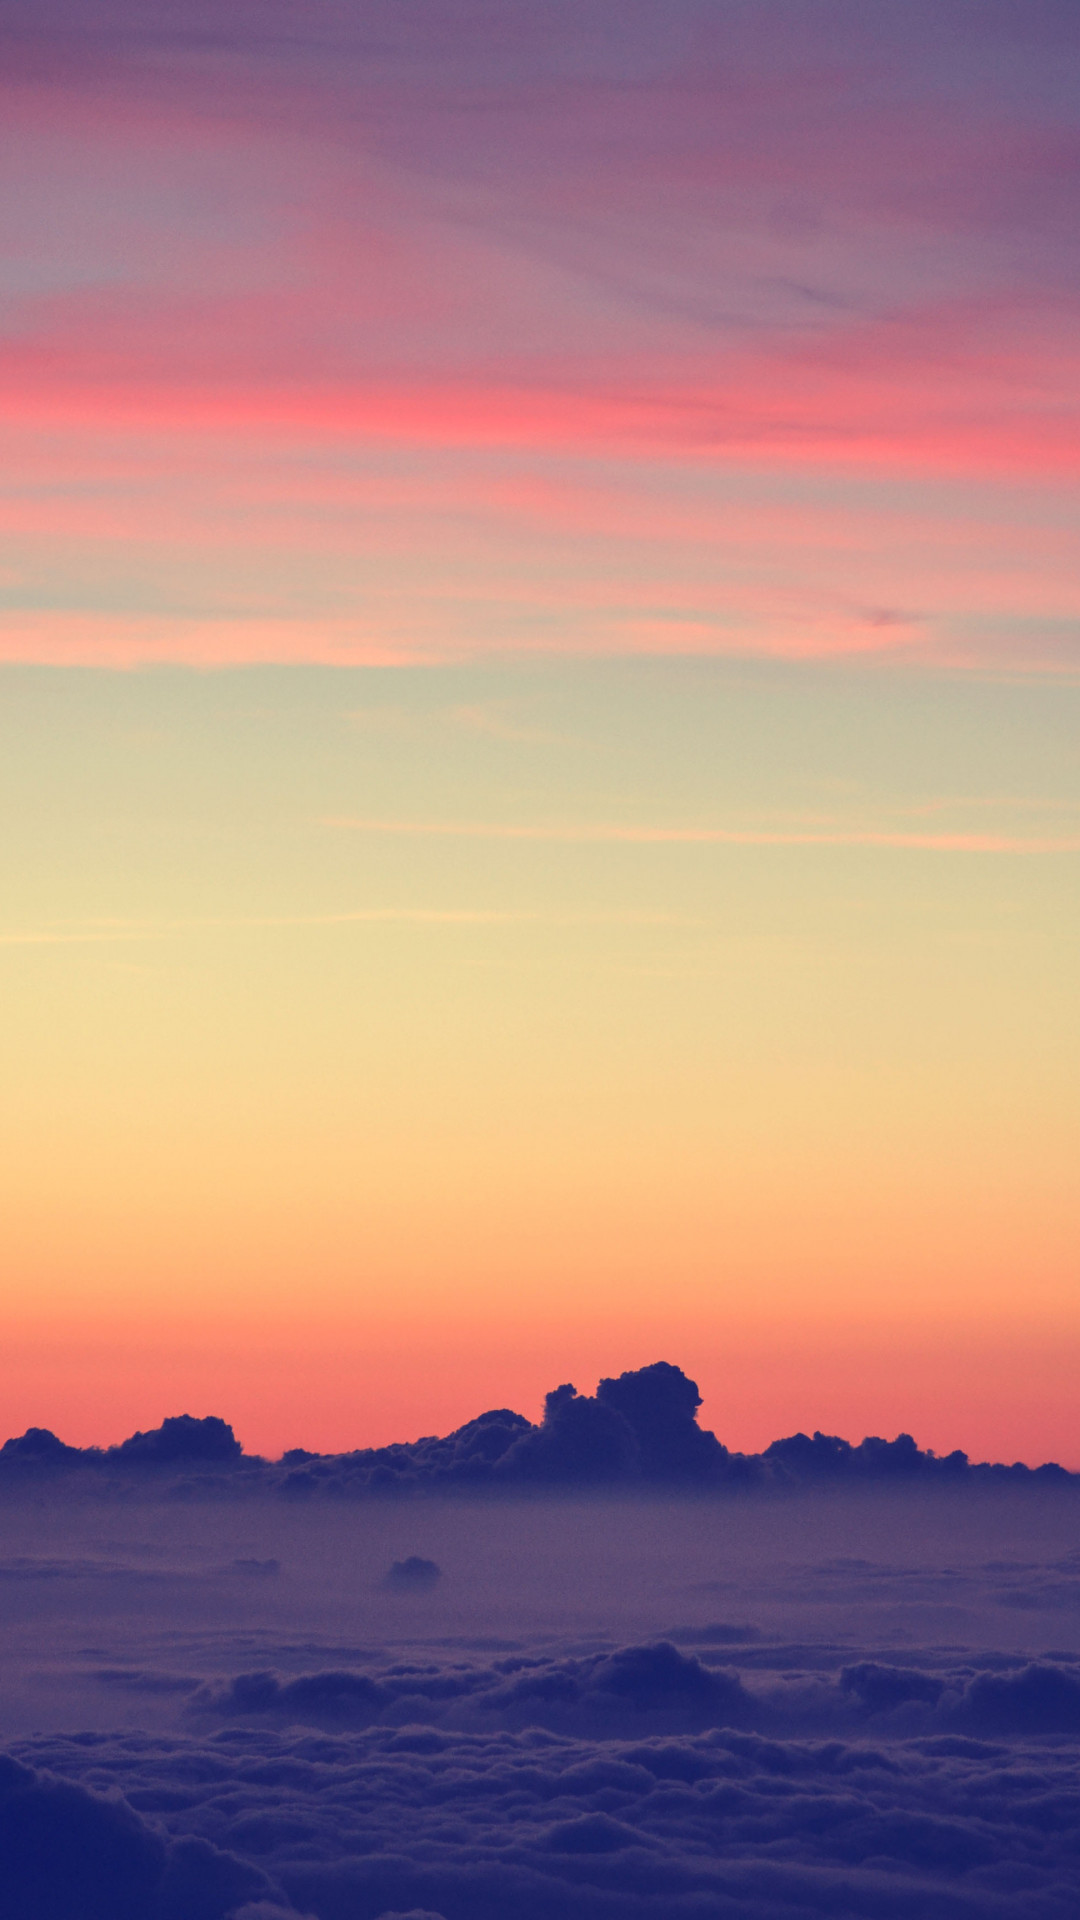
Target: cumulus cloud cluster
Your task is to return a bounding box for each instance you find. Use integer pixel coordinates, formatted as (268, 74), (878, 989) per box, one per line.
(13, 1644), (1080, 1918)
(177, 1643), (1080, 1748)
(1, 1365), (1073, 1499)
(190, 1640), (755, 1740)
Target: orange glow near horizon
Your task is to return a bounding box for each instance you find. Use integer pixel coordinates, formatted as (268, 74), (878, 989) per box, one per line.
(4, 1307), (1080, 1471)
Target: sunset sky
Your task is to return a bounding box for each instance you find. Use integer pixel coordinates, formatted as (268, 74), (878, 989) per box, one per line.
(2, 0), (1077, 1461)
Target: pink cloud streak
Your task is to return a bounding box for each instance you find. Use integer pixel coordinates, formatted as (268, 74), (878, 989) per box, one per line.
(0, 1), (1076, 666)
(323, 818), (1080, 855)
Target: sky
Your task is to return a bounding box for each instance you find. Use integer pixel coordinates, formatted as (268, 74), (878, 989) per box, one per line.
(1, 0), (1078, 1462)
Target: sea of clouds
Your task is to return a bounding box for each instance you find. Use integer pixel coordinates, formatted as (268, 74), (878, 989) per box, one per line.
(5, 1444), (1080, 1917)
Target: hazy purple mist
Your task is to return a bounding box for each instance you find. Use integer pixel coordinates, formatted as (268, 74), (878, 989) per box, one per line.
(5, 1479), (1080, 1917)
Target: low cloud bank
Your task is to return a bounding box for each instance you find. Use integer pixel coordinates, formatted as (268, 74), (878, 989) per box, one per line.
(190, 1640), (757, 1740)
(182, 1644), (1080, 1747)
(1, 1365), (1074, 1497)
(14, 1643), (1080, 1917)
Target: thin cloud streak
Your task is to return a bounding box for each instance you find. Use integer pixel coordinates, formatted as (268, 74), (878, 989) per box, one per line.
(0, 906), (692, 948)
(323, 818), (1080, 853)
(0, 0), (1077, 669)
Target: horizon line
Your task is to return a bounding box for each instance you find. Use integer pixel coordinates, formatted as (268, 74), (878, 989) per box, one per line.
(4, 1409), (1073, 1480)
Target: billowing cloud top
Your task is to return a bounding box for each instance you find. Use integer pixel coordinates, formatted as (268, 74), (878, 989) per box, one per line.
(0, 1363), (1072, 1493)
(14, 1644), (1080, 1916)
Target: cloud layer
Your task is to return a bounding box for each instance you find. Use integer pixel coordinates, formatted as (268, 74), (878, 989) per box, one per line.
(14, 1646), (1080, 1918)
(5, 1442), (1080, 1917)
(2, 1365), (1073, 1495)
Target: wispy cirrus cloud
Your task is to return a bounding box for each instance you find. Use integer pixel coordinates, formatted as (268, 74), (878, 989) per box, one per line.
(0, 0), (1076, 668)
(323, 817), (1080, 854)
(0, 906), (693, 948)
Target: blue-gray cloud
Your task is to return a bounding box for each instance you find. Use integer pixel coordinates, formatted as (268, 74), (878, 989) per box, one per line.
(14, 1654), (1080, 1918)
(2, 1364), (1074, 1496)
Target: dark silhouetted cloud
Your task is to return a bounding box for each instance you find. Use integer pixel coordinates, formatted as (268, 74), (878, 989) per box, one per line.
(111, 1416), (244, 1469)
(842, 1663), (946, 1715)
(2, 1364), (1074, 1499)
(0, 1752), (277, 1919)
(956, 1661), (1080, 1737)
(384, 1558), (442, 1591)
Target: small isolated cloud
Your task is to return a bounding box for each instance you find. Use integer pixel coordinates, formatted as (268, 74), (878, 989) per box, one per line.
(384, 1558), (442, 1592)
